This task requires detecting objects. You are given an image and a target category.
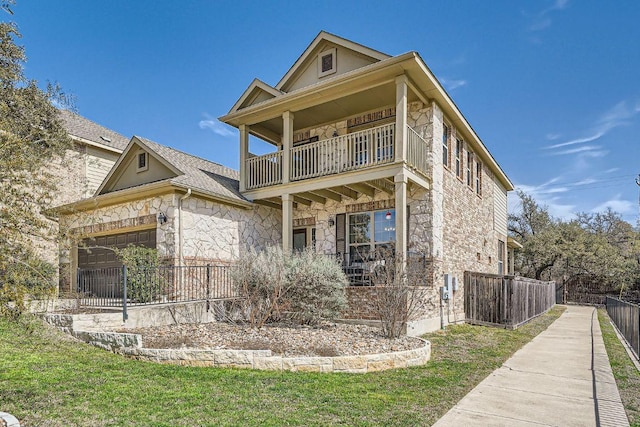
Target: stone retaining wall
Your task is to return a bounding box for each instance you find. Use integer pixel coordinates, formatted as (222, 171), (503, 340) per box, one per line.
(59, 328), (431, 373)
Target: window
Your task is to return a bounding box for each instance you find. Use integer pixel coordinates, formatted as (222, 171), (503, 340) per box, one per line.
(476, 160), (482, 195)
(317, 47), (337, 78)
(455, 138), (463, 179)
(466, 151), (473, 187)
(137, 151), (148, 172)
(348, 209), (395, 262)
(498, 240), (505, 275)
(442, 124), (450, 168)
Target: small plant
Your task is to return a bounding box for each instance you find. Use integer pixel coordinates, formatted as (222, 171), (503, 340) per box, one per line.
(115, 245), (161, 303)
(368, 249), (429, 338)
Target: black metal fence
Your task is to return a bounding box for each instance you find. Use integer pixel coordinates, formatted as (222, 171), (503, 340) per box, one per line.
(77, 264), (236, 309)
(464, 272), (556, 328)
(606, 295), (640, 361)
(332, 251), (430, 286)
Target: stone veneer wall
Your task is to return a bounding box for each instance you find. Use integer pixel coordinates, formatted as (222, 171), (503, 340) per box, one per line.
(180, 197), (281, 262)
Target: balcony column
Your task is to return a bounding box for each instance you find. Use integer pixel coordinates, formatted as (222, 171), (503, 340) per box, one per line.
(282, 111), (294, 184)
(239, 124), (248, 192)
(282, 193), (293, 253)
(395, 75), (408, 163)
(394, 171), (408, 271)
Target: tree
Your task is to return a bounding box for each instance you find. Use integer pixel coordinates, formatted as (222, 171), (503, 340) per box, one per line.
(0, 4), (73, 315)
(508, 191), (640, 292)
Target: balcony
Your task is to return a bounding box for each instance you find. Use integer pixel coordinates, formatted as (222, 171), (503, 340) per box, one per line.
(244, 123), (431, 190)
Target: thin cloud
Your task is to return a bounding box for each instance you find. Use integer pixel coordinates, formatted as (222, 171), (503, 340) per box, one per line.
(199, 114), (235, 137)
(545, 133), (561, 141)
(590, 197), (635, 215)
(551, 145), (607, 156)
(440, 78), (467, 91)
(546, 100), (640, 150)
(527, 0), (569, 33)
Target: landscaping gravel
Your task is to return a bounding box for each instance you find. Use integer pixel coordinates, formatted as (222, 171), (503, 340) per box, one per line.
(122, 321), (425, 357)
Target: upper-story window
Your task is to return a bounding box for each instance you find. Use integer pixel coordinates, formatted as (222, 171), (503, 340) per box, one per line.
(442, 124), (450, 168)
(137, 151), (148, 172)
(318, 47), (337, 78)
(466, 150), (473, 187)
(455, 138), (463, 179)
(476, 160), (482, 195)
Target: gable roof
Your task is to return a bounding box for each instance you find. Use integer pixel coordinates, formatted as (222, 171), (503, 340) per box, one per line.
(95, 136), (249, 207)
(228, 79), (282, 114)
(58, 109), (129, 152)
(275, 30), (390, 92)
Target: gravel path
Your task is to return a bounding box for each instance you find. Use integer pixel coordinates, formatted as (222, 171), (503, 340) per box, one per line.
(123, 322), (424, 357)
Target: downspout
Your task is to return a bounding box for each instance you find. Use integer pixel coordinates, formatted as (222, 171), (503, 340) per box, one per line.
(178, 188), (192, 267)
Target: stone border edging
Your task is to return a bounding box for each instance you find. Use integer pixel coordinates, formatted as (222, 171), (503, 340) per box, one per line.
(72, 329), (431, 373)
(0, 412), (20, 427)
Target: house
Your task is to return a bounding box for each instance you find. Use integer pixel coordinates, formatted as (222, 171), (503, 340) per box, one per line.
(56, 110), (129, 204)
(58, 31), (515, 334)
(57, 136), (280, 279)
(218, 31), (515, 333)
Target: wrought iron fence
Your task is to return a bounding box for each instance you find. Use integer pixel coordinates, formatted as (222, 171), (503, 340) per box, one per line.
(77, 264), (236, 309)
(331, 251), (430, 286)
(606, 295), (640, 361)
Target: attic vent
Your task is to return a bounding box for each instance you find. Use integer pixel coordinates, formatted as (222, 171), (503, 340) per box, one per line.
(100, 136), (112, 142)
(318, 47), (337, 78)
(136, 150), (149, 173)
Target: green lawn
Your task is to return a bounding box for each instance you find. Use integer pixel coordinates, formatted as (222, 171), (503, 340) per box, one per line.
(598, 308), (640, 427)
(1, 307), (564, 427)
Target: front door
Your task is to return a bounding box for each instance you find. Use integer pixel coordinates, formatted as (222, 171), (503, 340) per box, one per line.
(293, 229), (307, 252)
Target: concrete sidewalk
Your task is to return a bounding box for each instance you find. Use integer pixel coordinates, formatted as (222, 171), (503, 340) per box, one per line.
(432, 305), (629, 427)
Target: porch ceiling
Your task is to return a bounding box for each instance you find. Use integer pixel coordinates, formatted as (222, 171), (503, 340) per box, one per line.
(250, 82), (420, 145)
(252, 177), (396, 209)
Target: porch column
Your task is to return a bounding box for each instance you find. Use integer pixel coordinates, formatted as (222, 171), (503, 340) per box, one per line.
(394, 171), (408, 269)
(282, 193), (293, 253)
(282, 111), (294, 184)
(395, 75), (408, 163)
(239, 124), (248, 192)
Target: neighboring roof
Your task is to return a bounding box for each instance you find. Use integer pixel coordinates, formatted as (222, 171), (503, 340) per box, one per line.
(58, 109), (129, 152)
(94, 135), (249, 208)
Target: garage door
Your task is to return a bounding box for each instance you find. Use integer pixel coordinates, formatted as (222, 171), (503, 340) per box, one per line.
(78, 229), (157, 269)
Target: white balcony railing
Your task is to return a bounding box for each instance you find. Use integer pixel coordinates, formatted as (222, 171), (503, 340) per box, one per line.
(245, 151), (282, 189)
(244, 123), (431, 190)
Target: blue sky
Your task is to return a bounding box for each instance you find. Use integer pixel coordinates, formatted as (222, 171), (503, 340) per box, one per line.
(9, 0), (640, 224)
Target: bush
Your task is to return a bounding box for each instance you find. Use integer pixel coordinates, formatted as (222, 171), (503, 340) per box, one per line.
(287, 249), (347, 325)
(230, 246), (348, 328)
(0, 254), (56, 319)
(115, 245), (161, 303)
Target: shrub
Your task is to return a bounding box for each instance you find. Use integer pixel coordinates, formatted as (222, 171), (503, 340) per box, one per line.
(230, 246), (289, 328)
(287, 249), (347, 325)
(115, 245), (161, 303)
(0, 253), (56, 319)
(230, 246), (348, 328)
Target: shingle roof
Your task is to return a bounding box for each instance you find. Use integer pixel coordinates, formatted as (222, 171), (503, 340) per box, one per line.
(58, 109), (129, 151)
(134, 136), (246, 204)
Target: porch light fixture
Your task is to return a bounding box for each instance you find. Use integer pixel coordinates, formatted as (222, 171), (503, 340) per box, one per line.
(328, 217), (335, 227)
(157, 212), (167, 225)
(385, 211), (392, 220)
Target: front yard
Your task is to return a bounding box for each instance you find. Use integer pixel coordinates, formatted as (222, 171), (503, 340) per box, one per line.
(1, 307), (564, 427)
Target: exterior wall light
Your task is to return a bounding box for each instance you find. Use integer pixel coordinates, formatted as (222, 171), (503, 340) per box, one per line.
(328, 217), (335, 227)
(157, 212), (167, 225)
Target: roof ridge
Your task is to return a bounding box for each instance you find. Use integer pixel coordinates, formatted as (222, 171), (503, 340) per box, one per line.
(133, 135), (239, 175)
(59, 108), (128, 140)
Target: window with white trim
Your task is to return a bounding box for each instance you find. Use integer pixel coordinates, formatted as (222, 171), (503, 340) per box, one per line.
(442, 124), (450, 168)
(455, 138), (463, 179)
(498, 240), (505, 275)
(476, 160), (482, 195)
(348, 209), (395, 262)
(466, 150), (473, 187)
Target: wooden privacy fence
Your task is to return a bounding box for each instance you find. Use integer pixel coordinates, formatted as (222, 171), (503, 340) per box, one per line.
(464, 272), (556, 328)
(606, 296), (639, 361)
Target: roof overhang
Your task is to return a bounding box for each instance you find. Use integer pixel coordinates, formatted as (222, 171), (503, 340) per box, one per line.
(507, 237), (524, 249)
